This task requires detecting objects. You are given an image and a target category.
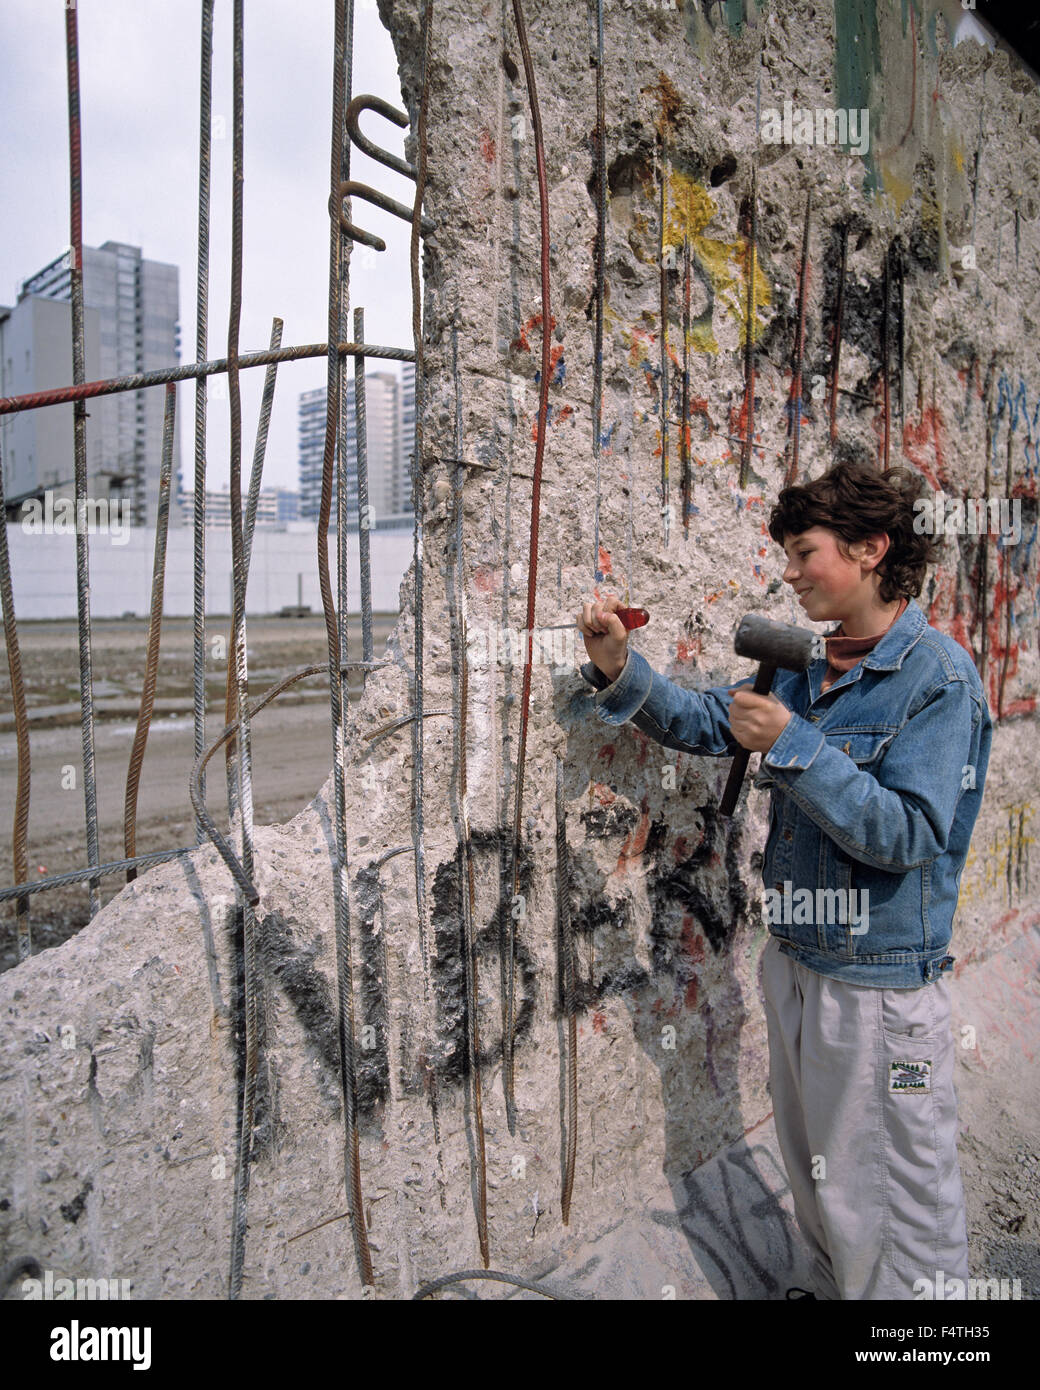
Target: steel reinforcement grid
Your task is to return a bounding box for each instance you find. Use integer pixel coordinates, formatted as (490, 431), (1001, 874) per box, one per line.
(0, 0), (429, 1298)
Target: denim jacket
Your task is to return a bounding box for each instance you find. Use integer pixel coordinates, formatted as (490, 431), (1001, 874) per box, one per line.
(580, 599), (992, 988)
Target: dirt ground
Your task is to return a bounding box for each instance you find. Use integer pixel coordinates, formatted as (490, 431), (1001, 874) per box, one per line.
(0, 613), (399, 973)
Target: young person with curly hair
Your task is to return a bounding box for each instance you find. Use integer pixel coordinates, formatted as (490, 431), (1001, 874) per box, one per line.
(577, 461), (991, 1300)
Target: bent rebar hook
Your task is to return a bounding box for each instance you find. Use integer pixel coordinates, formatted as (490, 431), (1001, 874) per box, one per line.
(334, 94), (437, 250)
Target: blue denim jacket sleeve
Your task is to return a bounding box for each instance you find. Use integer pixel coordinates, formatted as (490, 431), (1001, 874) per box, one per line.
(582, 648), (980, 875)
(580, 648), (753, 755)
(761, 676), (980, 873)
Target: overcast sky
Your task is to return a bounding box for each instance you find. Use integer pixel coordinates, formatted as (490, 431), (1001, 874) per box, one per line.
(0, 0), (414, 493)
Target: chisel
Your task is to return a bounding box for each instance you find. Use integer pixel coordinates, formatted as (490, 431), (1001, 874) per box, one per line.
(541, 605), (650, 632)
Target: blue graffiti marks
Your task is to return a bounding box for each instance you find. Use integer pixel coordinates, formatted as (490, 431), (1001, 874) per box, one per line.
(991, 373), (1040, 483)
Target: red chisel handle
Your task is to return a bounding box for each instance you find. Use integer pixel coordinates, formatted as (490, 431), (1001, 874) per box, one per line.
(616, 606), (650, 630)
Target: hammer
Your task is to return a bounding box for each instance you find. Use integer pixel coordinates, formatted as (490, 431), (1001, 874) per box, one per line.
(719, 614), (817, 816)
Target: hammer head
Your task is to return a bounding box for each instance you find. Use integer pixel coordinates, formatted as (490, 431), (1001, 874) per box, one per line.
(733, 613), (816, 671)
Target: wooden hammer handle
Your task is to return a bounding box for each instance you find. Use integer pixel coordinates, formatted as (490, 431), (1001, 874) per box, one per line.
(719, 662), (776, 817)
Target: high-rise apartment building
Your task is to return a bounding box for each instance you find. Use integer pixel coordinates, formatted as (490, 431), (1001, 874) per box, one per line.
(0, 241), (181, 526)
(297, 385), (331, 524)
(399, 360), (416, 510)
(177, 484), (300, 528)
(297, 369), (412, 526)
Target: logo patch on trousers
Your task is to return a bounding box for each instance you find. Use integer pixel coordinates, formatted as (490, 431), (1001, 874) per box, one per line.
(890, 1060), (932, 1093)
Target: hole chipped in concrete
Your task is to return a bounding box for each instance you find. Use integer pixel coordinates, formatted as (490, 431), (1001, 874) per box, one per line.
(709, 154), (738, 186)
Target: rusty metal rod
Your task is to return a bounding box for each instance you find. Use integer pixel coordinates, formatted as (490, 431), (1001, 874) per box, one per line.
(591, 0), (605, 579)
(659, 149), (670, 546)
(65, 1), (101, 917)
(318, 0), (375, 1291)
(829, 221), (848, 444)
(226, 0), (259, 1306)
(739, 165), (757, 490)
(124, 383), (176, 878)
(354, 308), (373, 663)
(681, 235), (691, 536)
(223, 317), (283, 815)
(505, 0), (551, 1135)
(192, 0), (215, 845)
(881, 243), (891, 469)
(0, 438), (31, 956)
(186, 660), (390, 913)
(1, 847), (195, 903)
(409, 0), (447, 1199)
(784, 190), (812, 486)
(0, 342), (414, 418)
(448, 319), (489, 1266)
(556, 755), (578, 1224)
(346, 94), (413, 179)
(335, 180), (435, 252)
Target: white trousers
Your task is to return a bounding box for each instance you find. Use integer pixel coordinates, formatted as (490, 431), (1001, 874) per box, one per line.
(761, 937), (970, 1300)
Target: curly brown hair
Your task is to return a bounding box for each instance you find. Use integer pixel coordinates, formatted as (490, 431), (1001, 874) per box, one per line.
(766, 462), (943, 603)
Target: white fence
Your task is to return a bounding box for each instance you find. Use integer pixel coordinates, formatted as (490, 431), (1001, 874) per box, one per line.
(4, 523), (413, 618)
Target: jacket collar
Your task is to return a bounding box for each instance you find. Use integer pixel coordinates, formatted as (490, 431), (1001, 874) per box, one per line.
(858, 596), (928, 670)
(811, 598), (927, 696)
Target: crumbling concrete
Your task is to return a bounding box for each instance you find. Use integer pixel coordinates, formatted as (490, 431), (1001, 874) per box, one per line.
(2, 0), (1039, 1298)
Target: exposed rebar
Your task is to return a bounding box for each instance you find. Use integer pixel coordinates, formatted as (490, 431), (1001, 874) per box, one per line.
(410, 0), (446, 1194)
(680, 235), (691, 535)
(739, 165), (757, 490)
(354, 308), (373, 664)
(225, 0), (261, 1305)
(504, 0), (551, 1134)
(658, 149), (670, 546)
(0, 342), (413, 420)
(784, 190), (811, 486)
(591, 0), (606, 579)
(186, 662), (392, 914)
(336, 180), (435, 252)
(124, 384), (176, 878)
(829, 221), (848, 445)
(223, 317), (283, 817)
(318, 0), (374, 1291)
(65, 2), (101, 917)
(1, 847), (195, 904)
(556, 756), (578, 1225)
(192, 0), (215, 845)
(448, 320), (489, 1266)
(346, 95), (413, 179)
(413, 1268), (573, 1300)
(881, 242), (891, 470)
(0, 439), (31, 957)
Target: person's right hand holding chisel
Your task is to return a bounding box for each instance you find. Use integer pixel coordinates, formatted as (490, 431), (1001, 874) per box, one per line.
(575, 595), (646, 684)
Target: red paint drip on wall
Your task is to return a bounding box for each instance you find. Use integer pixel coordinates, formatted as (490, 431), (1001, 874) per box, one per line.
(680, 915), (706, 964)
(591, 780), (616, 807)
(512, 311), (557, 354)
(472, 564), (501, 594)
(616, 795), (651, 874)
(479, 127), (496, 165)
(901, 407), (949, 491)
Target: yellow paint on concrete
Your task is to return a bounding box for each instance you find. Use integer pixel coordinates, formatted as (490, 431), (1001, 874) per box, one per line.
(662, 168), (771, 352)
(878, 159), (915, 215)
(958, 801), (1036, 903)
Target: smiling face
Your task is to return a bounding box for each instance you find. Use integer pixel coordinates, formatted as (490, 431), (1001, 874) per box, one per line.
(781, 525), (890, 627)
